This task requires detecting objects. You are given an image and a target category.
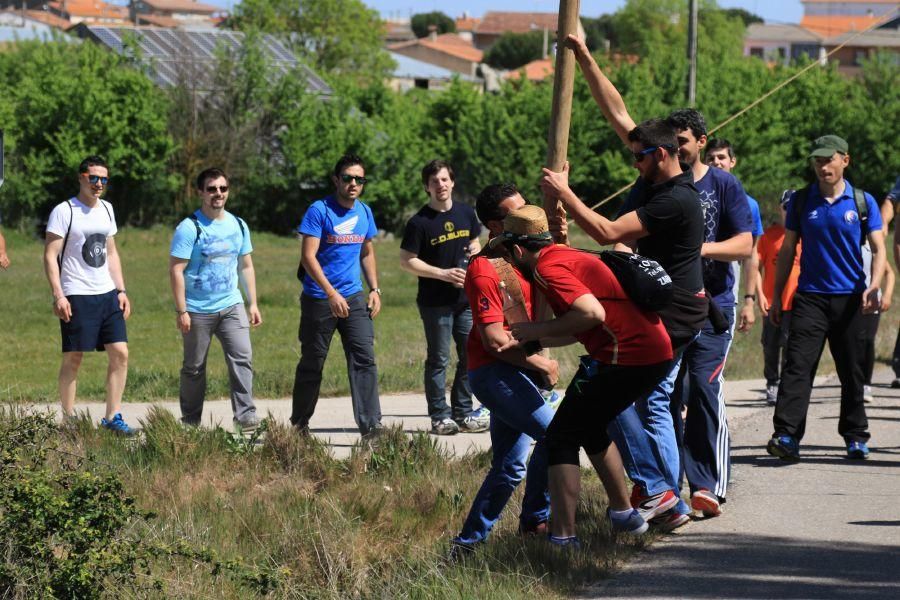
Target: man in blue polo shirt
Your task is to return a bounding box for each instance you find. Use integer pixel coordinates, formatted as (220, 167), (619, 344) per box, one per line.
(291, 154), (384, 438)
(767, 135), (885, 461)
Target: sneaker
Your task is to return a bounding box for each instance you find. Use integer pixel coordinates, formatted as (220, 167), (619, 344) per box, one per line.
(766, 434), (800, 461)
(863, 385), (874, 403)
(892, 378), (900, 389)
(542, 389), (563, 411)
(100, 413), (135, 436)
(690, 489), (722, 517)
(846, 440), (870, 460)
(447, 540), (476, 562)
(649, 509), (691, 532)
(361, 424), (387, 444)
(456, 410), (489, 433)
(234, 415), (260, 433)
(518, 520), (549, 536)
(766, 384), (778, 406)
(548, 534), (581, 549)
(431, 418), (459, 436)
(632, 488), (679, 521)
(607, 508), (649, 535)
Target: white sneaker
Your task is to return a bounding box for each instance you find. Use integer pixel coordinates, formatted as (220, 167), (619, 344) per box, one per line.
(431, 418), (459, 435)
(766, 384), (778, 406)
(863, 385), (874, 403)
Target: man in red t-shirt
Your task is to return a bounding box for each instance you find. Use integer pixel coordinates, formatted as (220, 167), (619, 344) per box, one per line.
(500, 206), (673, 544)
(449, 184), (561, 557)
(757, 190), (801, 405)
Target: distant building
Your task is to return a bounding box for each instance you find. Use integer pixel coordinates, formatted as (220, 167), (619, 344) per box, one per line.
(455, 12), (480, 43)
(131, 0), (220, 28)
(384, 18), (415, 44)
(0, 9), (74, 42)
(744, 23), (825, 64)
(387, 51), (481, 91)
(800, 1), (898, 36)
(471, 11), (585, 51)
(47, 0), (128, 25)
(389, 32), (483, 79)
(504, 57), (553, 81)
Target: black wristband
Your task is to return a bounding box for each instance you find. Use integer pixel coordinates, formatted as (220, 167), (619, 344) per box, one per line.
(117, 289), (127, 295)
(744, 294), (756, 301)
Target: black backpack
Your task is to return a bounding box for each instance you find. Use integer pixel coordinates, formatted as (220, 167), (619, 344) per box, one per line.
(577, 248), (674, 312)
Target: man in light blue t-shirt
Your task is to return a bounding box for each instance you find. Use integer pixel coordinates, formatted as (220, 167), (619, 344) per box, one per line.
(290, 154), (383, 437)
(169, 167), (261, 431)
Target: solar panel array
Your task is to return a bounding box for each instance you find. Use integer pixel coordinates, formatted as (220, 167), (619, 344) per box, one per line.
(83, 26), (332, 95)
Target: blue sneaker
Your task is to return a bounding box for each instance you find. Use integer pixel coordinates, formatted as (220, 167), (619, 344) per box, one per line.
(548, 534), (581, 549)
(607, 508), (649, 535)
(766, 434), (800, 461)
(846, 440), (870, 460)
(100, 413), (135, 436)
(542, 388), (563, 411)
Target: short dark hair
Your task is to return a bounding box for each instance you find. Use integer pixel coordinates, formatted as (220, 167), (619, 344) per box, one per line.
(421, 159), (454, 187)
(196, 167), (228, 190)
(333, 154), (365, 178)
(476, 183), (520, 225)
(627, 119), (678, 156)
(666, 108), (707, 139)
(706, 138), (735, 160)
(79, 155), (108, 173)
(502, 237), (552, 253)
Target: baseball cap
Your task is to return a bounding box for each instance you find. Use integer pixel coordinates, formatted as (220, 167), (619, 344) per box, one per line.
(808, 135), (849, 159)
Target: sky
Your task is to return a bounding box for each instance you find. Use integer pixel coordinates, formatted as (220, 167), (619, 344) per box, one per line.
(208, 1), (804, 26)
(368, 1), (803, 24)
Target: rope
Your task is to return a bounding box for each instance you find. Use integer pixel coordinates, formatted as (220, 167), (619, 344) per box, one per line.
(575, 7), (899, 215)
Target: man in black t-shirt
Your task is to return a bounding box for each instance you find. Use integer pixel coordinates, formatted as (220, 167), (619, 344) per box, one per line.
(401, 160), (486, 435)
(541, 117), (705, 528)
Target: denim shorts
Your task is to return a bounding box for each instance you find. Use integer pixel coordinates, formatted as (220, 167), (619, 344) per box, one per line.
(60, 289), (127, 352)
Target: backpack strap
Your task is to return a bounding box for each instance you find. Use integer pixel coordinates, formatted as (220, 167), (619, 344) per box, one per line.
(792, 186), (809, 236)
(57, 199), (74, 268)
(853, 186), (868, 246)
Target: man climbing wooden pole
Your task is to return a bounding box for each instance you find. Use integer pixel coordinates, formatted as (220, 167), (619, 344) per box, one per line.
(544, 0), (580, 244)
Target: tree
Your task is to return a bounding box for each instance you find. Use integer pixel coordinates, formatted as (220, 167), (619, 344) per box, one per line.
(484, 31), (546, 70)
(410, 11), (456, 38)
(581, 15), (616, 52)
(717, 8), (764, 27)
(230, 0), (395, 86)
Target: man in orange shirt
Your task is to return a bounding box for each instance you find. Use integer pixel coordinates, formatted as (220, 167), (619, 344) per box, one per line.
(757, 191), (801, 405)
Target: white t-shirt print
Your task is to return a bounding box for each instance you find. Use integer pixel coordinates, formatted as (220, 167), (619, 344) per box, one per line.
(46, 197), (118, 296)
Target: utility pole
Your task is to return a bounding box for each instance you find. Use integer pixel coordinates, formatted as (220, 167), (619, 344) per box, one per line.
(687, 0), (698, 106)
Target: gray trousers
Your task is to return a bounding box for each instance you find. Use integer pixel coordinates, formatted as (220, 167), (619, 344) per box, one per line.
(180, 303), (257, 425)
(291, 292), (382, 434)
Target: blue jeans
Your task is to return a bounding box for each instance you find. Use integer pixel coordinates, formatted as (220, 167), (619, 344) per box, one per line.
(454, 362), (555, 545)
(418, 303), (473, 421)
(608, 341), (693, 515)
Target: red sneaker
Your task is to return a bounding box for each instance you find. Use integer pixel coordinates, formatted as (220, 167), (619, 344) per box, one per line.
(691, 489), (722, 517)
(633, 489), (679, 521)
(650, 509), (691, 532)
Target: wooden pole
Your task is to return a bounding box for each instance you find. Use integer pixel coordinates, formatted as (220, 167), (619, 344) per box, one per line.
(687, 0), (698, 106)
(544, 0), (580, 244)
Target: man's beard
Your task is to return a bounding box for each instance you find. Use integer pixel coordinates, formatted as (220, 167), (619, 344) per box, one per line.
(508, 252), (535, 280)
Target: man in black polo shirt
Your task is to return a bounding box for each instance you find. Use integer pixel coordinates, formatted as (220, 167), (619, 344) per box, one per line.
(541, 117), (706, 529)
(400, 160), (489, 435)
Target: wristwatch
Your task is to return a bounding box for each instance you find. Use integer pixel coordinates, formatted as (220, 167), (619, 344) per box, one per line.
(117, 289), (127, 295)
(370, 287), (382, 296)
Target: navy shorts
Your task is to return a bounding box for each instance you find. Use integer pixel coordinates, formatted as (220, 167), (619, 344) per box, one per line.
(60, 290), (128, 352)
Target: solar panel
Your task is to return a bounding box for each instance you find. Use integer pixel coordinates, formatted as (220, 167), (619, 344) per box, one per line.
(82, 25), (331, 96)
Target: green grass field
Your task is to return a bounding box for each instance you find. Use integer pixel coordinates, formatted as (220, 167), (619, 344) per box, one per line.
(1, 227), (896, 403)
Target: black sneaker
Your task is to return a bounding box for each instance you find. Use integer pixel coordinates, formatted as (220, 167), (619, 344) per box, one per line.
(766, 434), (800, 461)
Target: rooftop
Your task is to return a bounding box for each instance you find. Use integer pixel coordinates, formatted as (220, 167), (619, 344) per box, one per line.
(746, 22), (823, 43)
(475, 11), (559, 35)
(135, 0), (220, 15)
(389, 51), (479, 81)
(47, 0), (127, 20)
(390, 33), (483, 63)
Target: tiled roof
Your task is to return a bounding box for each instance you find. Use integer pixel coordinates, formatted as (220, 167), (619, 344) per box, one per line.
(455, 16), (480, 32)
(475, 11), (559, 35)
(824, 28), (900, 47)
(505, 57), (553, 81)
(48, 0), (127, 19)
(801, 14), (886, 36)
(20, 9), (73, 29)
(137, 0), (219, 14)
(390, 33), (483, 63)
(746, 22), (823, 43)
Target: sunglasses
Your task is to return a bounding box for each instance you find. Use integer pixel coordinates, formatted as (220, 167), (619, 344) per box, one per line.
(631, 145), (675, 162)
(205, 185), (229, 194)
(85, 174), (109, 186)
(340, 174), (368, 185)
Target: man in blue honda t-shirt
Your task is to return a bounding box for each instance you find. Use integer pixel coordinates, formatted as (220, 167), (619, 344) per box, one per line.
(767, 135), (885, 462)
(291, 154), (384, 438)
